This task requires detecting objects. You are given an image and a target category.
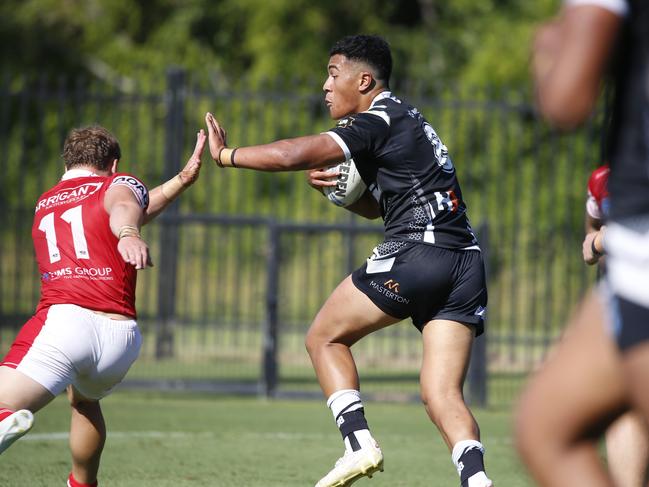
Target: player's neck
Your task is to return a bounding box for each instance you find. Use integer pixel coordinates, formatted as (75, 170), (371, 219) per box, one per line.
(357, 86), (390, 113)
(64, 165), (111, 177)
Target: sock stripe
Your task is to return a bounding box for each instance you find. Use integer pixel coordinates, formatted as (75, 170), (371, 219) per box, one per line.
(0, 409), (14, 421)
(335, 401), (362, 421)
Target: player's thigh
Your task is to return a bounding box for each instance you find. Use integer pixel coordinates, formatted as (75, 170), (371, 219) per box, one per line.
(307, 275), (401, 347)
(0, 365), (55, 412)
(420, 319), (475, 393)
(0, 306), (81, 406)
(516, 291), (627, 444)
(623, 343), (649, 428)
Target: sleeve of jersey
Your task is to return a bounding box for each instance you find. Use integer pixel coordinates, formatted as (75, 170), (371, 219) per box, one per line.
(586, 193), (602, 219)
(564, 0), (628, 16)
(108, 174), (150, 209)
(324, 110), (390, 161)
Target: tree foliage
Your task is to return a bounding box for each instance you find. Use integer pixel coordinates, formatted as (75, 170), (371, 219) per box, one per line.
(1, 0), (559, 87)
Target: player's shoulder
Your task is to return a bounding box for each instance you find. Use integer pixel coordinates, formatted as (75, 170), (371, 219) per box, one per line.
(108, 172), (149, 208)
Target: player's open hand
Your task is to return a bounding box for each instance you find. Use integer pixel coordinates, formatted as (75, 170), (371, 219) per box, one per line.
(118, 236), (153, 270)
(205, 112), (227, 163)
(178, 129), (206, 187)
(306, 167), (339, 194)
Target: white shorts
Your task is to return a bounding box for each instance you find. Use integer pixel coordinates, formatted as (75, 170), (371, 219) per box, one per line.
(606, 222), (649, 308)
(603, 221), (649, 350)
(1, 304), (142, 399)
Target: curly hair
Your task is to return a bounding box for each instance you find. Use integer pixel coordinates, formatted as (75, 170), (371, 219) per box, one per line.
(329, 35), (392, 85)
(62, 125), (121, 171)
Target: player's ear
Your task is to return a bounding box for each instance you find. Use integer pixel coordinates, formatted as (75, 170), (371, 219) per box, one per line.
(359, 71), (375, 93)
(110, 159), (119, 175)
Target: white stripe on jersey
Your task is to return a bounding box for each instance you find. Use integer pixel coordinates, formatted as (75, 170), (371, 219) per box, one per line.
(324, 131), (352, 161)
(564, 0), (628, 16)
(363, 109), (391, 126)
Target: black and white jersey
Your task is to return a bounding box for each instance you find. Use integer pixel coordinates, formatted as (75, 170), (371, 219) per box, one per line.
(326, 91), (478, 250)
(603, 0), (649, 222)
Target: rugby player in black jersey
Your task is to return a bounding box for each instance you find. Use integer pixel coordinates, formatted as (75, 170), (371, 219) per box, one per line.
(205, 35), (491, 487)
(515, 1), (649, 486)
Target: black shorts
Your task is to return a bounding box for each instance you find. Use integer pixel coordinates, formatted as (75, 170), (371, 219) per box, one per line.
(351, 241), (487, 335)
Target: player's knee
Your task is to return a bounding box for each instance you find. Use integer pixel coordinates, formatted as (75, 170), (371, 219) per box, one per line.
(420, 384), (462, 417)
(305, 326), (327, 357)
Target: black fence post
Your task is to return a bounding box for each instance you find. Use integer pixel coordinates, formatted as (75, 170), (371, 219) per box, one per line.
(262, 221), (280, 397)
(467, 222), (489, 407)
(155, 67), (186, 359)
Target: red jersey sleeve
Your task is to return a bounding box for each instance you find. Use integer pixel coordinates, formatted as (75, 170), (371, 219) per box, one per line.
(586, 165), (610, 220)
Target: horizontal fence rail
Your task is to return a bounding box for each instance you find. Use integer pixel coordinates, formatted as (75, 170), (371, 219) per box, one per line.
(0, 70), (603, 407)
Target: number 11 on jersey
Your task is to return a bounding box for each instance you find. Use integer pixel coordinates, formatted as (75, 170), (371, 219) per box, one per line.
(37, 205), (90, 263)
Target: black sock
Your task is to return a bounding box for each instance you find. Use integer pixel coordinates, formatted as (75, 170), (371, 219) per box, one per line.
(458, 446), (486, 487)
(336, 408), (369, 452)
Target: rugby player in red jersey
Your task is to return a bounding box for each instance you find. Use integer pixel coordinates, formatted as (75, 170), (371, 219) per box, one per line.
(0, 125), (206, 487)
(583, 164), (609, 266)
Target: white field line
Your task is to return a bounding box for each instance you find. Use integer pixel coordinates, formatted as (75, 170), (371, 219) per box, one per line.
(22, 430), (514, 445)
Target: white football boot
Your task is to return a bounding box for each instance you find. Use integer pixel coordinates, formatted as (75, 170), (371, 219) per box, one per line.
(315, 440), (384, 487)
(0, 410), (34, 455)
(465, 471), (493, 487)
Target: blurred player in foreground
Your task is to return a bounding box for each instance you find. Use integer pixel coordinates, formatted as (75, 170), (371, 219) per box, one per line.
(205, 34), (491, 487)
(516, 1), (649, 485)
(583, 163), (649, 485)
(0, 125), (206, 486)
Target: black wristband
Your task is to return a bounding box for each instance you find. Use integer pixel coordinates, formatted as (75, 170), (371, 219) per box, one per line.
(591, 237), (603, 257)
(231, 148), (238, 168)
(216, 147), (225, 167)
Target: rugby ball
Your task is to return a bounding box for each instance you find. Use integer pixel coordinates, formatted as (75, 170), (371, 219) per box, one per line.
(323, 159), (367, 207)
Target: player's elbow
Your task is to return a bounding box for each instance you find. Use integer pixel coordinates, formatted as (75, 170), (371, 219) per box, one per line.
(537, 90), (598, 131)
(263, 147), (305, 171)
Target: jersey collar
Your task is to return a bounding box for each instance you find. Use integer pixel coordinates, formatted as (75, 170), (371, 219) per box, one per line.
(370, 91), (393, 108)
(61, 169), (100, 181)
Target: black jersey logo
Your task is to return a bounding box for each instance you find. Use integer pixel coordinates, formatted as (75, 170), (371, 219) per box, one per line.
(336, 116), (355, 128)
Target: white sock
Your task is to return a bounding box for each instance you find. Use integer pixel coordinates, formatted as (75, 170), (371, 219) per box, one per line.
(327, 389), (373, 452)
(327, 389), (364, 419)
(451, 439), (485, 472)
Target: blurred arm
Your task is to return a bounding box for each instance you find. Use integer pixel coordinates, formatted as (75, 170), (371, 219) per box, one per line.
(532, 5), (622, 129)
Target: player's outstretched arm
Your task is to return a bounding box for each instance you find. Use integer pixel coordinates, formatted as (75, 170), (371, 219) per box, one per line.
(144, 129), (207, 223)
(533, 5), (622, 129)
(104, 185), (152, 270)
(205, 112), (345, 171)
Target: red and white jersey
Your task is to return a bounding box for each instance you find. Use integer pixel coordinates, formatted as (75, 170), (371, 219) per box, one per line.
(32, 169), (149, 317)
(586, 164), (610, 221)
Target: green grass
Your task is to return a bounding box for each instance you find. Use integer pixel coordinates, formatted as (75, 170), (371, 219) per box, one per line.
(0, 391), (534, 487)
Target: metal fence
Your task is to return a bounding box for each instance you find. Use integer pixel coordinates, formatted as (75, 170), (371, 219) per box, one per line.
(0, 69), (604, 407)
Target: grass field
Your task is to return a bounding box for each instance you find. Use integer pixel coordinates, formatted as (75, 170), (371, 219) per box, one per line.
(0, 391), (535, 487)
